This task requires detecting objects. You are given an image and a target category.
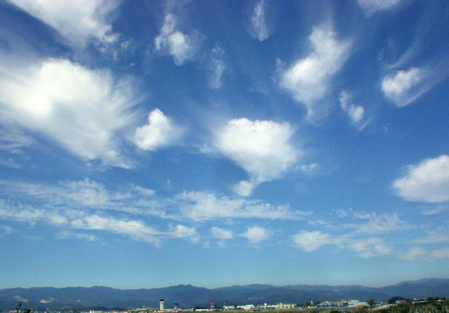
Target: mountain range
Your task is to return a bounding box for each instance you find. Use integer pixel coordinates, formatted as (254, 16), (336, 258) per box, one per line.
(1, 278), (448, 311)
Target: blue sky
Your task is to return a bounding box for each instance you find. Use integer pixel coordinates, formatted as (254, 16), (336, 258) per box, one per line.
(1, 0), (449, 290)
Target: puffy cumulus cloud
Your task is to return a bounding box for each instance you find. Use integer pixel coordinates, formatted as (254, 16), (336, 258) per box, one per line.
(170, 224), (199, 243)
(215, 118), (300, 196)
(248, 0), (270, 41)
(7, 0), (120, 48)
(133, 109), (184, 151)
(175, 190), (306, 222)
(402, 247), (449, 262)
(381, 67), (426, 107)
(357, 0), (401, 16)
(242, 226), (272, 244)
(292, 230), (336, 252)
(393, 155), (449, 203)
(211, 226), (233, 248)
(0, 59), (138, 168)
(154, 13), (204, 65)
(279, 25), (351, 121)
(211, 227), (234, 240)
(339, 91), (368, 129)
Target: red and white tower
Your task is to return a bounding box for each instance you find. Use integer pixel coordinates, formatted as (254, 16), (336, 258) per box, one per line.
(210, 299), (216, 311)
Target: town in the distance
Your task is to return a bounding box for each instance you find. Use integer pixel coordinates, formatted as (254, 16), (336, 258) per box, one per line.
(11, 296), (449, 313)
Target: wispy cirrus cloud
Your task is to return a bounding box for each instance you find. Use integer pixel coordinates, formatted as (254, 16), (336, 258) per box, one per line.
(0, 179), (164, 218)
(58, 230), (98, 242)
(0, 58), (140, 168)
(0, 199), (162, 245)
(292, 211), (408, 258)
(248, 0), (271, 41)
(393, 155), (449, 203)
(175, 190), (306, 222)
(7, 0), (121, 48)
(350, 212), (410, 235)
(0, 178), (307, 246)
(279, 24), (351, 122)
(292, 230), (391, 258)
(213, 118), (300, 196)
(357, 0), (401, 17)
(413, 227), (449, 244)
(207, 44), (227, 89)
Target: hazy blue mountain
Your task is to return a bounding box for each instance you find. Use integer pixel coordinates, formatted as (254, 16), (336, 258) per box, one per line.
(0, 279), (448, 311)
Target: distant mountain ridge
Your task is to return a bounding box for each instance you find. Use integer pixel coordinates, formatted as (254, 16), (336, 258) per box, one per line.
(1, 278), (448, 311)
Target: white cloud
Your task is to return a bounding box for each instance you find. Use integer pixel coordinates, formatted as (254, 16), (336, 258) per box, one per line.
(231, 180), (257, 198)
(402, 247), (449, 261)
(71, 214), (160, 244)
(211, 227), (234, 240)
(170, 224), (199, 243)
(58, 230), (98, 242)
(211, 226), (233, 247)
(339, 91), (368, 129)
(402, 246), (427, 260)
(413, 227), (449, 244)
(351, 212), (409, 235)
(430, 248), (449, 260)
(176, 190), (305, 222)
(292, 230), (391, 258)
(0, 59), (138, 168)
(347, 236), (391, 258)
(393, 155), (449, 203)
(357, 0), (401, 16)
(7, 0), (120, 48)
(0, 179), (167, 220)
(292, 230), (336, 252)
(208, 45), (227, 89)
(0, 126), (35, 154)
(249, 0), (270, 41)
(0, 225), (13, 235)
(154, 13), (203, 65)
(279, 25), (351, 121)
(0, 199), (161, 244)
(214, 118), (300, 196)
(299, 163), (318, 173)
(242, 226), (271, 244)
(133, 109), (184, 151)
(381, 67), (425, 107)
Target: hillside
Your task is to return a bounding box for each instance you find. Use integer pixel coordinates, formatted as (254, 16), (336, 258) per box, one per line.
(1, 278), (448, 311)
